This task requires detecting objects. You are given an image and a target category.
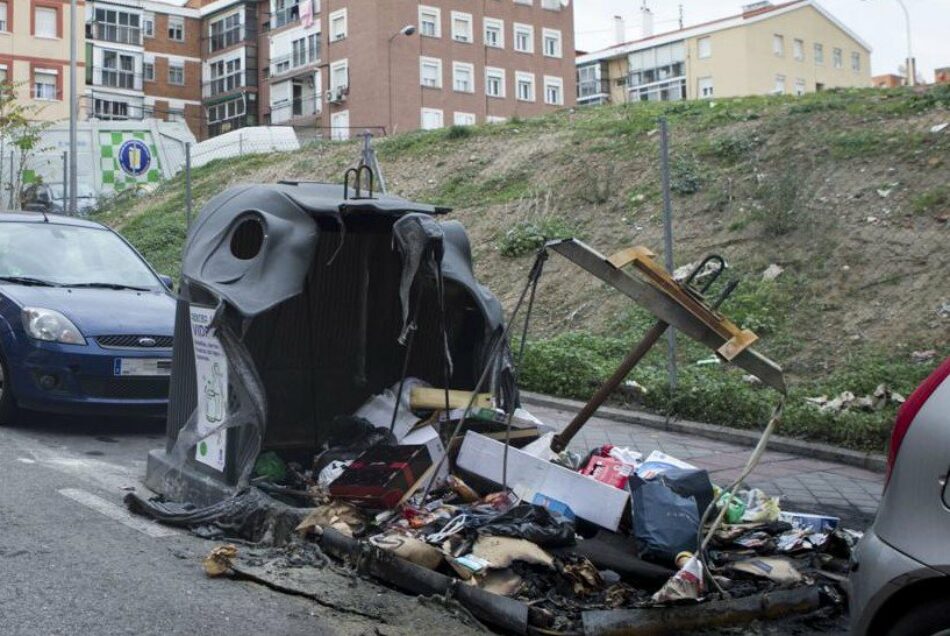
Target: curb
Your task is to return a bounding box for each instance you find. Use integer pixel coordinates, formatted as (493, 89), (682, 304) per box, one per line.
(520, 391), (887, 474)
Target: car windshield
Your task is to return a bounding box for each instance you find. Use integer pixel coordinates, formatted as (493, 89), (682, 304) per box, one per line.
(0, 222), (161, 289)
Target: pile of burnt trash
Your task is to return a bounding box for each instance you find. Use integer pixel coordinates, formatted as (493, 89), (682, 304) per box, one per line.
(128, 381), (857, 635)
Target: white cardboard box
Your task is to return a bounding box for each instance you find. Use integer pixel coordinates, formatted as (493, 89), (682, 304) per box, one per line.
(456, 431), (630, 531)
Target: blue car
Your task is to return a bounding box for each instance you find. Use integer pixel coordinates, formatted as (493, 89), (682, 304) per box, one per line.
(0, 213), (176, 423)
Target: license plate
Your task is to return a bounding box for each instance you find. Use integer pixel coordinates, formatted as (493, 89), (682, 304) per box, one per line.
(114, 358), (172, 377)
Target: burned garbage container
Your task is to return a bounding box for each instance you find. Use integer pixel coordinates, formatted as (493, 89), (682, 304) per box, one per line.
(144, 181), (516, 505)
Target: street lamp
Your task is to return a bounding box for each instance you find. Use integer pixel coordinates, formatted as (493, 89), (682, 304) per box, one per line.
(388, 24), (416, 135)
(864, 0), (914, 86)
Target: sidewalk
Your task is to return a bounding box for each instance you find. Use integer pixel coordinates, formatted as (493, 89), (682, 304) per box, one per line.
(528, 402), (884, 530)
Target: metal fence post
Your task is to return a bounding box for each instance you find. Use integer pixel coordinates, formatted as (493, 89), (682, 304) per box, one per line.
(659, 117), (678, 392)
(62, 151), (68, 211)
(238, 133), (243, 156)
(185, 142), (192, 228)
(9, 150), (15, 209)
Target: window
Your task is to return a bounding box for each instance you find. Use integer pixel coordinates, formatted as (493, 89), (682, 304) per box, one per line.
(330, 8), (346, 41)
(794, 78), (806, 96)
(34, 6), (57, 38)
(0, 3), (8, 32)
(542, 28), (562, 58)
(833, 47), (842, 68)
(814, 43), (824, 65)
(330, 59), (348, 91)
(514, 23), (533, 53)
(773, 74), (785, 95)
(453, 61), (473, 93)
(516, 71), (534, 102)
(33, 69), (57, 100)
(143, 61), (154, 81)
(454, 112), (475, 126)
(143, 13), (154, 37)
(421, 108), (443, 130)
(420, 56), (442, 88)
(486, 115), (506, 124)
(168, 15), (184, 41)
(451, 11), (472, 42)
(208, 96), (245, 123)
(851, 51), (861, 72)
(94, 98), (129, 119)
(102, 50), (137, 89)
(627, 41), (687, 102)
(208, 57), (243, 94)
(209, 13), (241, 52)
(793, 38), (804, 61)
(698, 76), (713, 98)
(484, 18), (503, 48)
(94, 8), (140, 44)
(486, 66), (505, 98)
(168, 61), (184, 85)
(772, 34), (784, 56)
(419, 5), (441, 38)
(543, 76), (563, 105)
(0, 64), (7, 83)
(697, 37), (711, 59)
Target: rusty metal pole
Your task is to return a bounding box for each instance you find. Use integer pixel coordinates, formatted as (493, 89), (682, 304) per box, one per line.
(550, 319), (669, 452)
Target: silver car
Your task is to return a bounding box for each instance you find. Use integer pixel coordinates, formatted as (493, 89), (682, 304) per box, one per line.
(849, 356), (950, 635)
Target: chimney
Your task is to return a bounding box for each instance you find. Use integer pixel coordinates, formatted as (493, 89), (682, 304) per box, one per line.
(613, 15), (626, 45)
(640, 2), (654, 38)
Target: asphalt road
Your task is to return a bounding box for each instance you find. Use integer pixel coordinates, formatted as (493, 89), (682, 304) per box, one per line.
(0, 412), (355, 636)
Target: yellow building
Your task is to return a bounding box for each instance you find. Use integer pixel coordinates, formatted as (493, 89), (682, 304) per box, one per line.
(577, 0), (871, 106)
(0, 0), (85, 120)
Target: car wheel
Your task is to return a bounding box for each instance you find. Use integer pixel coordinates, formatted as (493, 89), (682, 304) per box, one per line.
(888, 599), (950, 636)
(0, 351), (18, 426)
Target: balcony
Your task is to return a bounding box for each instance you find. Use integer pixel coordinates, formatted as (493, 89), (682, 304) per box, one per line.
(270, 95), (320, 124)
(89, 22), (142, 46)
(272, 3), (299, 29)
(92, 67), (143, 91)
(577, 79), (610, 101)
(269, 45), (320, 79)
(206, 25), (257, 54)
(202, 70), (258, 99)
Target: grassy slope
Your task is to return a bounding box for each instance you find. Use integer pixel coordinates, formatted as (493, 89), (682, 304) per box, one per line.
(98, 86), (950, 452)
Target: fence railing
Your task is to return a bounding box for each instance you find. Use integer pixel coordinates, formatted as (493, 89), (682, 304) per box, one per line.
(89, 22), (143, 46)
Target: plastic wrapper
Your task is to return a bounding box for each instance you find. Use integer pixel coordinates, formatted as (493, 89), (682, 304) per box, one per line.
(651, 554), (705, 603)
(478, 503), (576, 548)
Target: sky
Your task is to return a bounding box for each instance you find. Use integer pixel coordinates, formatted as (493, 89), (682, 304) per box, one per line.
(574, 0), (948, 80)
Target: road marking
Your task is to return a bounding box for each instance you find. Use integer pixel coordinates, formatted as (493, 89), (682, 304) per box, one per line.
(58, 488), (179, 539)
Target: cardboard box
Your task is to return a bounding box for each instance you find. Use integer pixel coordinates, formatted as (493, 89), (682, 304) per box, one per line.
(456, 432), (629, 531)
(329, 445), (432, 509)
(581, 456), (635, 489)
(410, 387), (492, 410)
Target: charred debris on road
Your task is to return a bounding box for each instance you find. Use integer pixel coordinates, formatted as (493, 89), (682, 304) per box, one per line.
(128, 168), (859, 635)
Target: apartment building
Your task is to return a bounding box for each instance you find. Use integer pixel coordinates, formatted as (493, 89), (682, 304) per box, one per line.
(576, 0), (870, 107)
(0, 0), (85, 121)
(81, 0), (574, 140)
(261, 0), (576, 139)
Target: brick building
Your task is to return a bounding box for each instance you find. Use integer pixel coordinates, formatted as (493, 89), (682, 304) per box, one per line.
(0, 0), (86, 121)
(871, 73), (904, 89)
(83, 0), (576, 141)
(936, 67), (949, 85)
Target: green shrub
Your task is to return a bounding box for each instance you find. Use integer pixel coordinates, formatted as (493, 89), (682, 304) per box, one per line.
(912, 185), (949, 215)
(753, 172), (803, 236)
(445, 125), (473, 140)
(498, 216), (577, 257)
(703, 132), (761, 163)
(670, 155), (703, 194)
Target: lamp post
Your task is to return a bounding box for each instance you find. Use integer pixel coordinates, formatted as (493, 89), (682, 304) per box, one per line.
(864, 0), (914, 86)
(388, 24), (416, 135)
(68, 0), (77, 215)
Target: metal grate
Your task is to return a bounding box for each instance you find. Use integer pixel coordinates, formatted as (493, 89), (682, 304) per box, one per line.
(96, 335), (174, 349)
(79, 376), (170, 400)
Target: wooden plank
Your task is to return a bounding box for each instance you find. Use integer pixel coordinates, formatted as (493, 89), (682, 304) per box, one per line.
(410, 387), (493, 410)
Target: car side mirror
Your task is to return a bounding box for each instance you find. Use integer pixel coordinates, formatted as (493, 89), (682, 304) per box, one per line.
(159, 275), (174, 290)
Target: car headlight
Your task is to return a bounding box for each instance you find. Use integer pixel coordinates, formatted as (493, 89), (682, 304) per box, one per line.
(21, 307), (87, 345)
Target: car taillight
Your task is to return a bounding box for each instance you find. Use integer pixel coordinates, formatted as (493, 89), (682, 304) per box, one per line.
(885, 356), (950, 488)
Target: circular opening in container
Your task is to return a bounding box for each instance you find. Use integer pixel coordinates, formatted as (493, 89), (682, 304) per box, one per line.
(230, 216), (264, 260)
